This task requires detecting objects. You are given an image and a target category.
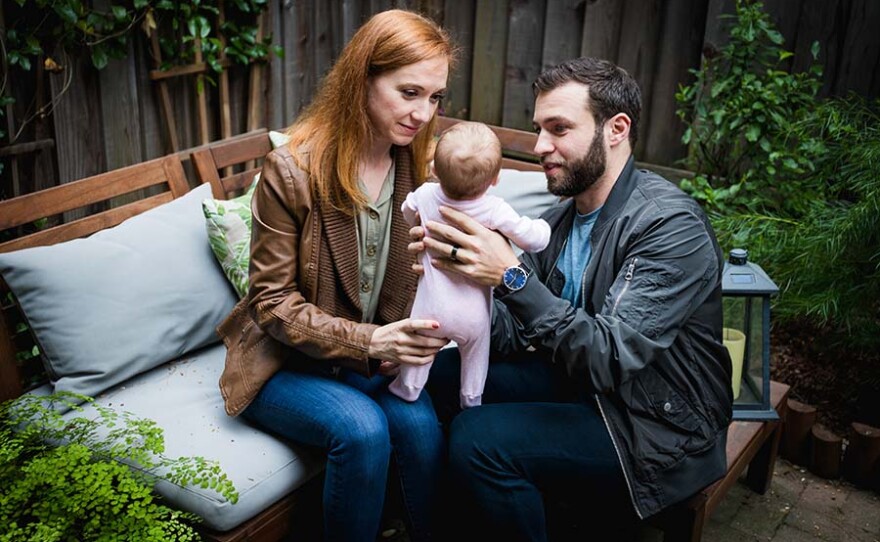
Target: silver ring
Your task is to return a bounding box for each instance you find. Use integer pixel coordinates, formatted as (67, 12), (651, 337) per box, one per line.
(450, 246), (459, 261)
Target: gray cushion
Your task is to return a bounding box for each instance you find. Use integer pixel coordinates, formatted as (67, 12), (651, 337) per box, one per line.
(488, 168), (559, 219)
(0, 183), (238, 399)
(60, 344), (325, 532)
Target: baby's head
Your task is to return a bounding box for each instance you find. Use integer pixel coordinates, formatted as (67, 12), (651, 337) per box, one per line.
(433, 122), (502, 200)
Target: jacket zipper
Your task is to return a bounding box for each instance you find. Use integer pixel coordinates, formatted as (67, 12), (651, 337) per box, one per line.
(611, 257), (637, 314)
(595, 395), (644, 519)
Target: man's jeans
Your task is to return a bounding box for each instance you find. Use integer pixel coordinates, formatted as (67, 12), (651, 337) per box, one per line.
(427, 348), (635, 542)
(244, 366), (444, 542)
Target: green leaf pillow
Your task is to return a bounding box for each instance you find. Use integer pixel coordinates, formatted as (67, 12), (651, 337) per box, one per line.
(202, 182), (257, 299)
(202, 130), (290, 298)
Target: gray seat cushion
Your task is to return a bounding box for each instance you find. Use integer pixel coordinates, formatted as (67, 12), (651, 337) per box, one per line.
(61, 344), (325, 532)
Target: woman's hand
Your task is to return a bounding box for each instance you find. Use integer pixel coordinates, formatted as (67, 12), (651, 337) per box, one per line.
(422, 206), (520, 287)
(369, 319), (448, 366)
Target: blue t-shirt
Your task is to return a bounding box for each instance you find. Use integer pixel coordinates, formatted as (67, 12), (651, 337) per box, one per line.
(557, 206), (602, 307)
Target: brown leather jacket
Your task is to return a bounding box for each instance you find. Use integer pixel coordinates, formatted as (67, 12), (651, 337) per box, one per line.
(218, 144), (420, 416)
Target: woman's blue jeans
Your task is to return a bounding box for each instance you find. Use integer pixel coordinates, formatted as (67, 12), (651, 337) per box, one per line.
(426, 348), (635, 542)
(243, 365), (444, 542)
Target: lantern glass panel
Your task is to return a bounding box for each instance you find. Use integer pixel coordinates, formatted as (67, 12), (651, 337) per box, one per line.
(746, 297), (765, 405)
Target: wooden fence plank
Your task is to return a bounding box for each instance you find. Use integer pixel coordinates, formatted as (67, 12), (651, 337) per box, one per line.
(542, 0), (584, 69)
(296, 0), (318, 110)
(135, 34), (165, 162)
(470, 0), (510, 125)
(792, 0), (846, 98)
(369, 0), (393, 13)
(834, 0), (880, 98)
(419, 0), (445, 23)
(267, 0), (286, 129)
(100, 50), (145, 204)
(762, 0), (803, 57)
(278, 0), (306, 125)
(313, 0), (335, 90)
(341, 0), (364, 45)
(49, 52), (106, 222)
(615, 0), (664, 159)
(502, 0), (546, 131)
(643, 0), (708, 166)
(443, 0), (476, 119)
(703, 0), (736, 51)
(580, 0), (623, 60)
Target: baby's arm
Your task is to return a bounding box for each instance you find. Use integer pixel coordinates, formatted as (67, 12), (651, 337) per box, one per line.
(401, 190), (420, 227)
(490, 200), (551, 252)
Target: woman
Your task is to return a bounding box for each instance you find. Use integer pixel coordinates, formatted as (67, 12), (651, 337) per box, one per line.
(217, 10), (455, 541)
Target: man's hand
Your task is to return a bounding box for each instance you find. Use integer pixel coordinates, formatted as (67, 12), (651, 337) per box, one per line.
(420, 206), (520, 287)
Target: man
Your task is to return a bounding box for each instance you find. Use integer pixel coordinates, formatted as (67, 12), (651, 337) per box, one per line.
(417, 57), (733, 540)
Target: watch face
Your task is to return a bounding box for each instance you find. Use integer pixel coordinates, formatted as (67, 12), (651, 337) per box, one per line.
(503, 266), (528, 291)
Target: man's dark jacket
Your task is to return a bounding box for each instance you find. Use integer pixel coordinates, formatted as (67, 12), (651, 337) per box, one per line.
(491, 156), (734, 519)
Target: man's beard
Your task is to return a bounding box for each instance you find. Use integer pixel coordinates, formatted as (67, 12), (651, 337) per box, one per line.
(546, 127), (606, 198)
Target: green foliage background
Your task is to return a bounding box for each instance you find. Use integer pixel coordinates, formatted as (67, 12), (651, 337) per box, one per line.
(676, 0), (880, 350)
(1, 392), (238, 541)
(0, 0), (280, 175)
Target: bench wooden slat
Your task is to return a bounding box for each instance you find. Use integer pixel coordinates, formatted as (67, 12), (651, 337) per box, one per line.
(0, 192), (175, 254)
(205, 131), (273, 170)
(192, 131), (273, 200)
(0, 156), (186, 232)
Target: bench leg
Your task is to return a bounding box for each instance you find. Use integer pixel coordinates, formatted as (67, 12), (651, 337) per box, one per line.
(661, 493), (707, 542)
(745, 419), (783, 494)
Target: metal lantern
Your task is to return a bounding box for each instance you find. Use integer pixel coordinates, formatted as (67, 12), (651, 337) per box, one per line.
(721, 248), (779, 421)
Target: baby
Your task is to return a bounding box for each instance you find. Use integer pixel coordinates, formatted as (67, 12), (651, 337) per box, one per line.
(389, 122), (551, 408)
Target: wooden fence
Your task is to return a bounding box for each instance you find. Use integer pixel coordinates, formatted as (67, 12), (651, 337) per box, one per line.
(2, 0), (879, 202)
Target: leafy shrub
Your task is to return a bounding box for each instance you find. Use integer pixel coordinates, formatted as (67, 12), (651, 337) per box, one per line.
(0, 392), (238, 541)
(676, 0), (880, 349)
(676, 0), (825, 216)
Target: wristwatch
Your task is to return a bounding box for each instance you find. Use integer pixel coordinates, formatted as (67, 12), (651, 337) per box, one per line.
(494, 263), (531, 297)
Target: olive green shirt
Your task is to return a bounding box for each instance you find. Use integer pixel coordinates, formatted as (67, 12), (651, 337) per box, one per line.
(356, 161), (395, 323)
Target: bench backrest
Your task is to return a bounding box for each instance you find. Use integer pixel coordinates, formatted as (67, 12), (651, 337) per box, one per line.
(0, 156), (189, 254)
(192, 129), (272, 198)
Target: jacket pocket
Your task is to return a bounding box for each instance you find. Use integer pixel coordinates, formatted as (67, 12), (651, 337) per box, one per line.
(625, 367), (711, 471)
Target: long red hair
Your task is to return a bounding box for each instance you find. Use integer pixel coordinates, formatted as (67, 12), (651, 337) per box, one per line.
(286, 10), (455, 214)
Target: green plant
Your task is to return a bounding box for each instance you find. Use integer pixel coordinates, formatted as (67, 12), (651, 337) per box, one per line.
(0, 0), (281, 152)
(1, 391), (238, 541)
(711, 98), (880, 348)
(675, 0), (824, 216)
(4, 0), (276, 73)
(677, 0), (880, 349)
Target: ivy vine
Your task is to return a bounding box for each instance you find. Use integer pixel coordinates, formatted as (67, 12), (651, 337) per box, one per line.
(0, 0), (281, 173)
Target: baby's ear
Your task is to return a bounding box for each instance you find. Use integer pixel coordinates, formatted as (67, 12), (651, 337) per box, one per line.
(429, 160), (437, 179)
(490, 174), (500, 187)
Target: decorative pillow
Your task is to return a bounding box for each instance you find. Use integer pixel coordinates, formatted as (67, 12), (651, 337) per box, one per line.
(203, 182), (256, 298)
(0, 183), (238, 399)
(202, 130), (291, 298)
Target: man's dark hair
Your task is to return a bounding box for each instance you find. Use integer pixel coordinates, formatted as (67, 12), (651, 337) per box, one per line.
(533, 57), (641, 147)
